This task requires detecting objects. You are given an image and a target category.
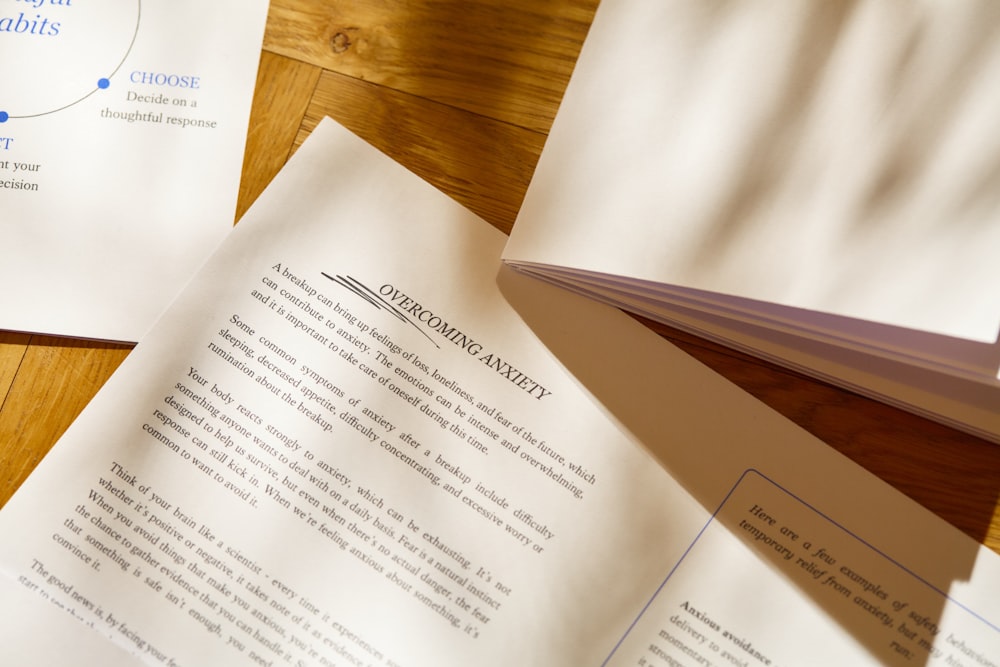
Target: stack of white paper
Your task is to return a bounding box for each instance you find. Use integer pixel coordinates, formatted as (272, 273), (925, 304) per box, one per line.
(503, 0), (1000, 442)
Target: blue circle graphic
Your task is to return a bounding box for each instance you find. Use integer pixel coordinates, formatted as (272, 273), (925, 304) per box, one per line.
(0, 112), (8, 123)
(98, 78), (111, 90)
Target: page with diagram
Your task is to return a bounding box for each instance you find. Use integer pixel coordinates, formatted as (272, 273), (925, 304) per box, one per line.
(0, 0), (268, 341)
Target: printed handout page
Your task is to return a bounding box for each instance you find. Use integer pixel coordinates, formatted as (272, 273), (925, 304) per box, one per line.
(0, 118), (997, 665)
(0, 0), (268, 342)
(503, 0), (1000, 352)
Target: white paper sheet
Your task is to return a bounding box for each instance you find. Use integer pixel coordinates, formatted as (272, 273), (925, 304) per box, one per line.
(504, 0), (1000, 346)
(0, 0), (268, 342)
(0, 118), (997, 665)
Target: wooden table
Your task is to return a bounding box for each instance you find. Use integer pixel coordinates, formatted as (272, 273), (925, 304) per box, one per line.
(2, 0), (998, 558)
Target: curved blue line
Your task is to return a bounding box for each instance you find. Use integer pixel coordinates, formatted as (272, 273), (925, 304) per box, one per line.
(6, 0), (142, 120)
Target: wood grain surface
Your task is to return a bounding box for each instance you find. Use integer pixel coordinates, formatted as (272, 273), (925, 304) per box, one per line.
(2, 0), (998, 559)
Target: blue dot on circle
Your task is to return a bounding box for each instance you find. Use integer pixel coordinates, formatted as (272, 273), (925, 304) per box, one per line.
(97, 78), (111, 89)
(0, 112), (8, 123)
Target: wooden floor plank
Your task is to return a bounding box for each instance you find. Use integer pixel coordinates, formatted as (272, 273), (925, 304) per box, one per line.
(0, 333), (30, 409)
(264, 0), (597, 133)
(0, 338), (131, 507)
(237, 51), (324, 221)
(297, 69), (546, 231)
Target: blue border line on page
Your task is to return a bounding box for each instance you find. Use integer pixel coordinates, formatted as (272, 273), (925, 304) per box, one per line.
(601, 468), (999, 665)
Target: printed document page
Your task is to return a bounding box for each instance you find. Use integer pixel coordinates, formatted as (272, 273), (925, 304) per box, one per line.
(0, 118), (996, 665)
(0, 0), (268, 341)
(503, 0), (1000, 346)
